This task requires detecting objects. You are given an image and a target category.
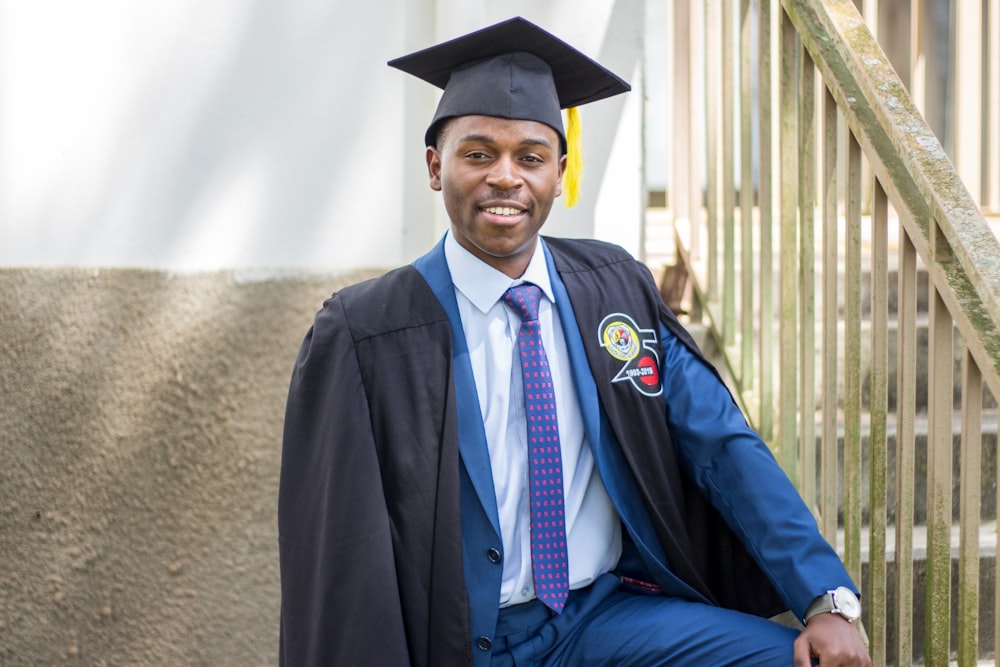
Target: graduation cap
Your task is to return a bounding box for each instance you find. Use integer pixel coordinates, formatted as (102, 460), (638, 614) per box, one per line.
(388, 17), (631, 207)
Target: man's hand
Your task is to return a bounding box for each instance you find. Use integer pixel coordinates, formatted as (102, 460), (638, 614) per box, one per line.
(793, 612), (871, 667)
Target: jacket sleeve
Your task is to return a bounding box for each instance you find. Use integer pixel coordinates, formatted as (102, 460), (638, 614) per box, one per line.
(278, 294), (410, 666)
(658, 323), (857, 619)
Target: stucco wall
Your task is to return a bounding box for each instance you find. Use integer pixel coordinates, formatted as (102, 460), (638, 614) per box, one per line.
(0, 3), (649, 662)
(0, 268), (380, 665)
(0, 0), (646, 271)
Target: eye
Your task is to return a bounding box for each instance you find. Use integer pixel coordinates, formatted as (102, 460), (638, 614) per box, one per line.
(465, 150), (492, 160)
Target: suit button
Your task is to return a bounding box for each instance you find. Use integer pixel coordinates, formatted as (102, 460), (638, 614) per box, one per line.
(486, 547), (502, 564)
(476, 636), (492, 651)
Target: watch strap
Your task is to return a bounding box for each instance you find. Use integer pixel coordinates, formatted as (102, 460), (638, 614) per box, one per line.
(803, 592), (835, 624)
(803, 587), (861, 624)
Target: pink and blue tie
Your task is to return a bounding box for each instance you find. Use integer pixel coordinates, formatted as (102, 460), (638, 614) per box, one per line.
(502, 283), (569, 613)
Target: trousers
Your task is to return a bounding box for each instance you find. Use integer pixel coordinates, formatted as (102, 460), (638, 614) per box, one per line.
(490, 573), (799, 667)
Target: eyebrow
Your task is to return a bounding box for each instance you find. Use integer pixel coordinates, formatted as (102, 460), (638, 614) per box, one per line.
(458, 134), (555, 150)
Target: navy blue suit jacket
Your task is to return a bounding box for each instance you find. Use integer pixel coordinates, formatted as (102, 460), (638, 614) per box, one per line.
(279, 235), (855, 667)
(413, 237), (853, 667)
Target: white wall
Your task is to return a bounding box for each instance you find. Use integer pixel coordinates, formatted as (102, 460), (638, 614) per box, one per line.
(0, 0), (646, 271)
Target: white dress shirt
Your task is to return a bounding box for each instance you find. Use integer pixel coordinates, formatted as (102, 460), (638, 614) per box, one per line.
(444, 231), (622, 607)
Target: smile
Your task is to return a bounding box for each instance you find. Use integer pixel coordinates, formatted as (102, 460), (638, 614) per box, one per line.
(482, 206), (524, 217)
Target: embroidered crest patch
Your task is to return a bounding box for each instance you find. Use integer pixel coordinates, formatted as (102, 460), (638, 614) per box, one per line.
(601, 320), (639, 361)
(598, 313), (663, 397)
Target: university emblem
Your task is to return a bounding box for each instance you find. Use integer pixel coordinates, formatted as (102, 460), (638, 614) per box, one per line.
(602, 321), (639, 361)
(597, 313), (663, 397)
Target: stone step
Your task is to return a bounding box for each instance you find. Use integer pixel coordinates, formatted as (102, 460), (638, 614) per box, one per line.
(694, 320), (999, 524)
(813, 313), (999, 416)
(694, 321), (1000, 525)
(646, 209), (1000, 665)
(852, 521), (997, 665)
(812, 411), (1000, 525)
(872, 318), (997, 413)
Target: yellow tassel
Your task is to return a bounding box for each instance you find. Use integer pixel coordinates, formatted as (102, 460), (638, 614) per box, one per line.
(564, 107), (583, 208)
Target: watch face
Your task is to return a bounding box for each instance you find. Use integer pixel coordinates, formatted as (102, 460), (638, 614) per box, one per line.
(833, 587), (861, 621)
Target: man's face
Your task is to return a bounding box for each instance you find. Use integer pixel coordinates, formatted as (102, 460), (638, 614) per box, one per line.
(427, 115), (567, 278)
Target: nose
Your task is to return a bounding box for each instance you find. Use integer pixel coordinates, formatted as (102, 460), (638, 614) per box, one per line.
(485, 155), (522, 190)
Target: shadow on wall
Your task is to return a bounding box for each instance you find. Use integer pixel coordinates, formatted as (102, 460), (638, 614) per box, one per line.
(0, 267), (381, 664)
(22, 1), (399, 270)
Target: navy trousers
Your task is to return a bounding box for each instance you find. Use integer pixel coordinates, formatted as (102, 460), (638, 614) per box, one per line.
(490, 573), (799, 666)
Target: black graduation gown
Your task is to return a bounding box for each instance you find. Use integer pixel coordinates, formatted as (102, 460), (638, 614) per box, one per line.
(278, 238), (784, 666)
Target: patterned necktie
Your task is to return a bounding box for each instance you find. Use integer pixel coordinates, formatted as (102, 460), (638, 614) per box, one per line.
(501, 283), (569, 613)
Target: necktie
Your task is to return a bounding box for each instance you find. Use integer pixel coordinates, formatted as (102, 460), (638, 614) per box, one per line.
(502, 283), (569, 613)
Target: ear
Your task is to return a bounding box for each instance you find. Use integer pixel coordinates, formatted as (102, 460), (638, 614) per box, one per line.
(555, 153), (568, 197)
(427, 147), (443, 192)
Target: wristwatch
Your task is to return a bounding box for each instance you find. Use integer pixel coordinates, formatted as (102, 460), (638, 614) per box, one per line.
(803, 586), (862, 624)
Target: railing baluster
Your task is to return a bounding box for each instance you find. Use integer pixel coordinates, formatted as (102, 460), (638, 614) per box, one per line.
(820, 86), (839, 541)
(689, 3), (706, 324)
(779, 7), (800, 477)
(722, 0), (737, 349)
(739, 0), (755, 390)
(759, 0), (776, 439)
(869, 177), (889, 666)
(798, 45), (817, 504)
(909, 0), (945, 152)
(895, 230), (917, 667)
(989, 2), (1000, 213)
(953, 0), (983, 203)
(844, 131), (863, 584)
(958, 348), (982, 667)
(926, 223), (954, 665)
(705, 0), (721, 304)
(671, 0), (697, 259)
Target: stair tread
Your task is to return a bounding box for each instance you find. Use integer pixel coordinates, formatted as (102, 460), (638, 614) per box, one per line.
(844, 520), (998, 561)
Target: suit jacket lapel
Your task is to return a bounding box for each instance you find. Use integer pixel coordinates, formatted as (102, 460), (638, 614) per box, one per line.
(413, 238), (502, 536)
(544, 243), (707, 602)
(544, 244), (640, 514)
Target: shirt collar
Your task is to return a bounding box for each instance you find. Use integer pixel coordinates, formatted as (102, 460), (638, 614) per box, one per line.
(444, 230), (556, 315)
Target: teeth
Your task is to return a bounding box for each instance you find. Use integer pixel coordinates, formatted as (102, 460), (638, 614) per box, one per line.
(484, 206), (522, 216)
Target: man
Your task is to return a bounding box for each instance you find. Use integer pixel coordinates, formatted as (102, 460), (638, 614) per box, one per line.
(279, 17), (870, 667)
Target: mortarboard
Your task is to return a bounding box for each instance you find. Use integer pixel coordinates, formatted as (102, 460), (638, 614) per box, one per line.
(388, 17), (631, 207)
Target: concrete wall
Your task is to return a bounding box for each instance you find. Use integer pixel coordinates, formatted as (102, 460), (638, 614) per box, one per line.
(0, 268), (382, 664)
(0, 0), (646, 270)
(0, 0), (647, 663)
(0, 1), (412, 271)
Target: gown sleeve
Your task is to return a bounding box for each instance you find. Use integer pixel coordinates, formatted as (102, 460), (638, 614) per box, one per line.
(658, 324), (858, 619)
(278, 293), (410, 666)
